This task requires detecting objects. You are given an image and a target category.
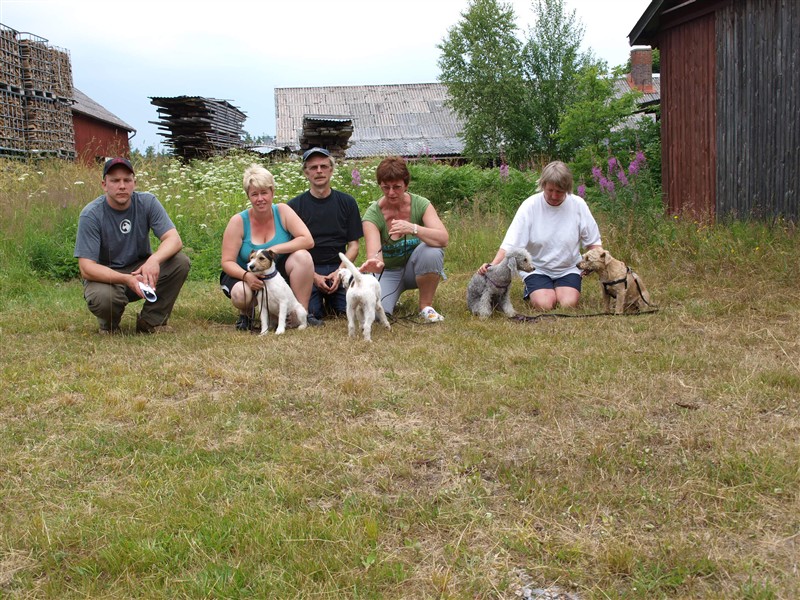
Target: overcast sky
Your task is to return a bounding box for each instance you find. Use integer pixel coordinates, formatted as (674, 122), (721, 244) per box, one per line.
(0, 0), (651, 152)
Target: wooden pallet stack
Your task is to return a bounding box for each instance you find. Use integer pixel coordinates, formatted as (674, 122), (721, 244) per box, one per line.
(0, 24), (22, 89)
(0, 23), (25, 155)
(50, 46), (74, 100)
(0, 23), (75, 159)
(23, 91), (74, 158)
(150, 96), (246, 160)
(19, 34), (51, 92)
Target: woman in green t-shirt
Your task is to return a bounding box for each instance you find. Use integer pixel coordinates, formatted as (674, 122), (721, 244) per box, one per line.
(361, 157), (449, 323)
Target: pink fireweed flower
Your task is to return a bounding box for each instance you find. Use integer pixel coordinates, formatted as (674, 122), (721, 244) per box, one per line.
(351, 168), (361, 187)
(591, 166), (603, 182)
(616, 168), (629, 187)
(577, 184), (586, 197)
(629, 151), (646, 176)
(608, 157), (618, 172)
(499, 163), (509, 180)
(600, 177), (615, 193)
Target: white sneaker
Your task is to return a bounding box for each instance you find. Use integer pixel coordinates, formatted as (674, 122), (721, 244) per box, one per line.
(419, 306), (444, 323)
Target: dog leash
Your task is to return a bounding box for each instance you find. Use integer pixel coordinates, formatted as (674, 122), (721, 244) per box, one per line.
(632, 273), (654, 307)
(246, 273), (272, 331)
(510, 308), (659, 323)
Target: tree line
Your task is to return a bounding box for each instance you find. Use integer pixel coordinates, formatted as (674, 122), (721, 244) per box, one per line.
(437, 0), (654, 169)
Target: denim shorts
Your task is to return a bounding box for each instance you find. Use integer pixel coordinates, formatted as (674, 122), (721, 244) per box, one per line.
(523, 272), (582, 299)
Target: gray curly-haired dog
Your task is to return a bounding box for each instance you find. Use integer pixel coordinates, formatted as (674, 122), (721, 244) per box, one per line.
(466, 248), (534, 319)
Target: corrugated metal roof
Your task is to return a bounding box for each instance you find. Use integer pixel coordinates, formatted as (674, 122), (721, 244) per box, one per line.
(612, 73), (661, 107)
(71, 88), (135, 132)
(275, 83), (464, 158)
(276, 79), (661, 159)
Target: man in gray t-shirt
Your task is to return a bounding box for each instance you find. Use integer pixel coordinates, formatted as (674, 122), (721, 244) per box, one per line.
(74, 157), (190, 334)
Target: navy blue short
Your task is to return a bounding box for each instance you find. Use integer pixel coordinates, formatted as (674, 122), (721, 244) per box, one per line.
(523, 272), (582, 299)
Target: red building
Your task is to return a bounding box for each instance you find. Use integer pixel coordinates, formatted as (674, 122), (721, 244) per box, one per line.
(71, 88), (135, 164)
(630, 0), (799, 221)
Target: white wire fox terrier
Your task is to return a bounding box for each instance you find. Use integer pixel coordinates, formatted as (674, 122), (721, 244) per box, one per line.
(246, 249), (308, 335)
(335, 252), (391, 342)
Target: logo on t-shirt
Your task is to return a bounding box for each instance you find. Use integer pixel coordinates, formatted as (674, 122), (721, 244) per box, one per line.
(120, 219), (132, 234)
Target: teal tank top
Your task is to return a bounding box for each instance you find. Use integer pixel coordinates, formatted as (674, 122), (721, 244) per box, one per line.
(237, 205), (293, 268)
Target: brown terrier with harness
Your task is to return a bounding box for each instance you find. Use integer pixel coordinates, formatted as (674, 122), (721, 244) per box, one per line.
(577, 248), (654, 315)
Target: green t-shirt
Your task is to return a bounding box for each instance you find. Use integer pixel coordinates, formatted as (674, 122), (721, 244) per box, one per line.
(362, 193), (430, 269)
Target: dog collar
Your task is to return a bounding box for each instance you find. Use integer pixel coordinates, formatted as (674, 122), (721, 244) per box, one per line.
(483, 272), (510, 291)
(259, 270), (280, 281)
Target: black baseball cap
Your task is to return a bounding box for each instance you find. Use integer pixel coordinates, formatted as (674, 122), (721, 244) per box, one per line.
(302, 147), (331, 163)
(103, 157), (135, 178)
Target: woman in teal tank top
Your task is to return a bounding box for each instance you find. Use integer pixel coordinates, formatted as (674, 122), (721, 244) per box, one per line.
(237, 204), (293, 267)
(220, 164), (316, 330)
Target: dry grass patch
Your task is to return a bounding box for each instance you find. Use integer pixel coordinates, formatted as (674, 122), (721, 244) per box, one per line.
(1, 230), (799, 597)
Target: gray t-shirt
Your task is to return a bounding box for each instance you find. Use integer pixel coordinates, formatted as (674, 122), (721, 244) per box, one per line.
(74, 192), (175, 270)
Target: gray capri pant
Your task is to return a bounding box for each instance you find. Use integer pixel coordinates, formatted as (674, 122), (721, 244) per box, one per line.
(377, 242), (445, 314)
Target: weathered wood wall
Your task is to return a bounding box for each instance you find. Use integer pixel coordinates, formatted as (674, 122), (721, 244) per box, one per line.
(716, 0), (800, 220)
(660, 12), (717, 219)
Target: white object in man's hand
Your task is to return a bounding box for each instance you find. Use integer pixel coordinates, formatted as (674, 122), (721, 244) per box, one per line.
(138, 281), (157, 302)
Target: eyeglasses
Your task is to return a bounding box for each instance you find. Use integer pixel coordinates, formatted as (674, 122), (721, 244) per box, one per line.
(379, 183), (406, 193)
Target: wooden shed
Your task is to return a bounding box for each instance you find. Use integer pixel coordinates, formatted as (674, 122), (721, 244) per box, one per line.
(630, 0), (800, 221)
(71, 88), (134, 164)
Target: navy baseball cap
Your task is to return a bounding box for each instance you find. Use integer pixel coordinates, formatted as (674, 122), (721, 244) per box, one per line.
(302, 147), (331, 163)
(103, 157), (135, 178)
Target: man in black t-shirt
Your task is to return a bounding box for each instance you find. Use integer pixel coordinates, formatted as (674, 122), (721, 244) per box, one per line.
(288, 148), (363, 320)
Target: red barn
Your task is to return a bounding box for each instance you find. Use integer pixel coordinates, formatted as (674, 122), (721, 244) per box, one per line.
(630, 0), (800, 221)
(71, 88), (135, 164)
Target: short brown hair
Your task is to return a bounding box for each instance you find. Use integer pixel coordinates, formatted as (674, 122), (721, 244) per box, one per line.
(376, 156), (410, 186)
(537, 161), (573, 193)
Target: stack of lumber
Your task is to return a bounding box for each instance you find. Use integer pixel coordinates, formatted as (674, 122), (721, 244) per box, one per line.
(150, 96), (246, 160)
(299, 114), (352, 159)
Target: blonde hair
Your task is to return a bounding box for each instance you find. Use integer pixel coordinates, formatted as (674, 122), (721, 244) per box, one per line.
(537, 161), (573, 193)
(243, 164), (275, 194)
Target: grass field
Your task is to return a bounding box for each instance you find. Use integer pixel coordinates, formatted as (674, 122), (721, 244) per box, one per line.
(1, 156), (798, 598)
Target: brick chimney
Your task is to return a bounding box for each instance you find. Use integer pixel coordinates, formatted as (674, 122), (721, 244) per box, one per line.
(628, 47), (655, 93)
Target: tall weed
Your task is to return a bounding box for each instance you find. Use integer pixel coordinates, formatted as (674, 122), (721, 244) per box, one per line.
(1, 154), (798, 285)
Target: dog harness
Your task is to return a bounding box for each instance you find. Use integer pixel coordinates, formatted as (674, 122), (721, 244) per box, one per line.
(602, 265), (652, 306)
(602, 266), (631, 298)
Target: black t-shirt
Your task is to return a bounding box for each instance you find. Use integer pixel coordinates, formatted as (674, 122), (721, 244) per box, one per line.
(288, 189), (363, 265)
